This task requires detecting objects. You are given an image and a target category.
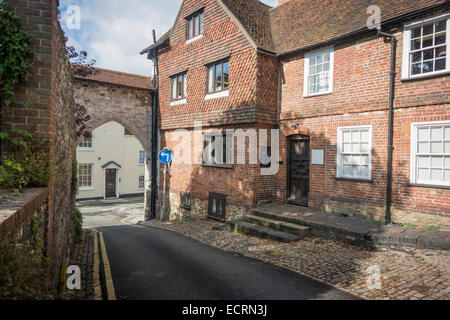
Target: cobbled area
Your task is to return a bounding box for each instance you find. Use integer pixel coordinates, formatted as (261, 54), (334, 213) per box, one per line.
(143, 218), (450, 300)
(61, 230), (94, 300)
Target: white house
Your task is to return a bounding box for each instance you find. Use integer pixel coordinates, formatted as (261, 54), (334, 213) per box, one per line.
(76, 121), (146, 200)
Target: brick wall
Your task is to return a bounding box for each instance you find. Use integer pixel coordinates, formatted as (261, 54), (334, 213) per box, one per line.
(2, 0), (77, 288)
(277, 13), (450, 229)
(157, 0), (278, 220)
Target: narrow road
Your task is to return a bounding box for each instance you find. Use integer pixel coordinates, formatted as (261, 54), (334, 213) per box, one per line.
(97, 224), (359, 300)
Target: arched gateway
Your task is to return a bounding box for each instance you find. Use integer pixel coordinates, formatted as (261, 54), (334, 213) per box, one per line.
(73, 68), (154, 213)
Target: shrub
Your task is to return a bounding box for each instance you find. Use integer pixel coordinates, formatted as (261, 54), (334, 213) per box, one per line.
(71, 208), (83, 242)
(0, 130), (49, 190)
(0, 242), (53, 300)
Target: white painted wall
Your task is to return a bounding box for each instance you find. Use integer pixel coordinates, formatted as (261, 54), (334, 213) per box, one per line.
(76, 121), (145, 199)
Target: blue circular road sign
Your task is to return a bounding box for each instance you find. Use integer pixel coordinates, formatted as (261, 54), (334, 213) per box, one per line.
(159, 149), (173, 164)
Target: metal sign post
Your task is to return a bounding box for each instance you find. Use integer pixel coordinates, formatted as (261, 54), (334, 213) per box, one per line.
(158, 149), (172, 221)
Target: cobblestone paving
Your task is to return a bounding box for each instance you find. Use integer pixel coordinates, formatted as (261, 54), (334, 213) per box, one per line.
(62, 230), (94, 300)
(142, 218), (450, 300)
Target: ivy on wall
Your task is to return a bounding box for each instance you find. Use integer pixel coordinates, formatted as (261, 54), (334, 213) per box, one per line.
(0, 2), (33, 108)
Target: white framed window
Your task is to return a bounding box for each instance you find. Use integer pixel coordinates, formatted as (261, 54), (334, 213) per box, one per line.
(139, 151), (145, 165)
(138, 175), (145, 189)
(402, 13), (449, 79)
(410, 121), (450, 186)
(303, 46), (334, 97)
(78, 163), (93, 190)
(78, 135), (93, 150)
(337, 126), (372, 180)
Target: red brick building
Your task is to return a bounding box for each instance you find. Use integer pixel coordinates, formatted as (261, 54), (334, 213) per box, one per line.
(142, 0), (450, 229)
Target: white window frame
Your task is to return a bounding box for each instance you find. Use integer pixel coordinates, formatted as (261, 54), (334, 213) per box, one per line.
(402, 13), (450, 80)
(138, 151), (146, 165)
(303, 46), (334, 97)
(78, 163), (94, 190)
(337, 125), (372, 180)
(138, 175), (145, 189)
(78, 134), (94, 151)
(410, 120), (450, 187)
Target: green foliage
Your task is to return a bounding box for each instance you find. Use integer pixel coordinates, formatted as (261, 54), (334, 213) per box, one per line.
(71, 156), (78, 196)
(71, 208), (83, 242)
(0, 2), (33, 107)
(0, 241), (53, 300)
(425, 225), (440, 231)
(0, 129), (49, 189)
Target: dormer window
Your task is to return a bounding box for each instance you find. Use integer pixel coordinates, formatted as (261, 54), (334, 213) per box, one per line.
(186, 9), (204, 42)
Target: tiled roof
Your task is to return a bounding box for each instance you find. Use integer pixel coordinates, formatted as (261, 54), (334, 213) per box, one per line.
(269, 0), (450, 55)
(74, 67), (154, 90)
(221, 0), (275, 52)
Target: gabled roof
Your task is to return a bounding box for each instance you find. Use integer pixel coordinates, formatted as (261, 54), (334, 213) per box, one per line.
(101, 161), (122, 169)
(220, 0), (275, 52)
(270, 0), (450, 55)
(140, 0), (450, 57)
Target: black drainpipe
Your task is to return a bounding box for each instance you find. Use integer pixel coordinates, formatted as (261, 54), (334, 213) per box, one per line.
(148, 31), (160, 221)
(378, 30), (397, 225)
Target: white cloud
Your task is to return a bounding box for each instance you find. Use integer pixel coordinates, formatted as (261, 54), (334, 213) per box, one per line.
(59, 0), (280, 76)
(60, 0), (182, 76)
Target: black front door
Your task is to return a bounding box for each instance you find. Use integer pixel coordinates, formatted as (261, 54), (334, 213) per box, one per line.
(105, 169), (117, 198)
(287, 135), (310, 206)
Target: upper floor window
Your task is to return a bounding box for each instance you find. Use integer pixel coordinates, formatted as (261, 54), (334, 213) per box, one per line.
(171, 72), (187, 102)
(411, 121), (450, 187)
(337, 126), (372, 180)
(304, 47), (334, 97)
(139, 151), (146, 165)
(79, 135), (93, 150)
(402, 14), (449, 79)
(187, 9), (204, 41)
(207, 60), (229, 94)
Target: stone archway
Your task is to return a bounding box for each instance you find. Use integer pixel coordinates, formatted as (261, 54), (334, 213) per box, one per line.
(73, 68), (154, 211)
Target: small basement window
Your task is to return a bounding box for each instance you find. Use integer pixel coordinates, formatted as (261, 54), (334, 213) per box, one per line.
(180, 192), (191, 210)
(208, 192), (226, 221)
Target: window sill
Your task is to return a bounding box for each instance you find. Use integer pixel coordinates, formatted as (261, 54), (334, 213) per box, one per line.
(303, 91), (332, 98)
(79, 187), (94, 191)
(205, 90), (229, 101)
(335, 177), (373, 183)
(78, 148), (95, 152)
(202, 163), (234, 169)
(408, 183), (450, 190)
(170, 98), (187, 106)
(186, 34), (203, 45)
(401, 70), (450, 82)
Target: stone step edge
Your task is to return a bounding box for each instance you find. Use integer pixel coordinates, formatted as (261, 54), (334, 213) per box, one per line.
(250, 209), (450, 250)
(244, 214), (310, 235)
(226, 219), (304, 243)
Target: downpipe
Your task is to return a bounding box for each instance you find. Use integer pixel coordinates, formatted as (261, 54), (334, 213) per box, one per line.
(378, 30), (397, 225)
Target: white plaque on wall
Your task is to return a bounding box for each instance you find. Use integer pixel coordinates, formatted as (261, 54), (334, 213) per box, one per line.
(311, 150), (324, 165)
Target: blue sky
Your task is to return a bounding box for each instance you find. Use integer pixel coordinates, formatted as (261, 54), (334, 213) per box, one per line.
(59, 0), (278, 76)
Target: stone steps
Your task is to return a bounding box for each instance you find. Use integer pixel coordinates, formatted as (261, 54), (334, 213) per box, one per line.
(226, 219), (307, 243)
(244, 214), (310, 236)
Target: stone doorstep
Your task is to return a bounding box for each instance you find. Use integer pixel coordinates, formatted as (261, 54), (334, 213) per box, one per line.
(248, 204), (450, 250)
